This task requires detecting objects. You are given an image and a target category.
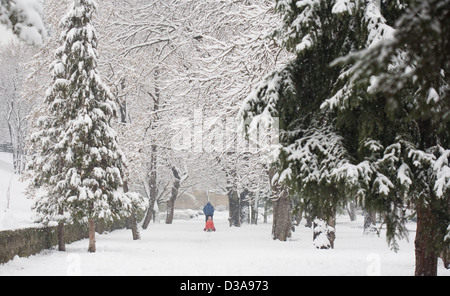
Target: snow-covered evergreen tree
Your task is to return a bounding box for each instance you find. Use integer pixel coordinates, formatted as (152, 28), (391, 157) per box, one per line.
(27, 0), (144, 252)
(243, 2), (449, 270)
(326, 0), (450, 275)
(242, 0), (387, 249)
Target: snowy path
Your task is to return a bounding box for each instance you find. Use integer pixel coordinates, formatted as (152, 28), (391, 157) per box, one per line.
(1, 211), (449, 276)
(0, 153), (37, 231)
(1, 151), (445, 276)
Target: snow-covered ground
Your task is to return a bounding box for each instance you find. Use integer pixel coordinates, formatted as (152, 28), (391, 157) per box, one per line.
(0, 210), (448, 276)
(0, 153), (38, 231)
(0, 152), (449, 276)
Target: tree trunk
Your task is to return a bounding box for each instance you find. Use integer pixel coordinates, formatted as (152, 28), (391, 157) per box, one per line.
(240, 188), (250, 225)
(346, 201), (357, 221)
(263, 199), (269, 224)
(228, 188), (241, 227)
(142, 145), (158, 229)
(250, 192), (259, 225)
(293, 207), (302, 228)
(57, 207), (65, 251)
(57, 222), (65, 251)
(304, 212), (313, 228)
(143, 68), (160, 228)
(415, 200), (438, 276)
(166, 166), (181, 224)
(142, 177), (156, 229)
(123, 179), (140, 240)
(272, 192), (291, 241)
(142, 193), (156, 229)
(166, 199), (175, 224)
(269, 167), (291, 241)
(441, 248), (450, 269)
(88, 218), (96, 253)
(363, 210), (378, 235)
(226, 170), (241, 227)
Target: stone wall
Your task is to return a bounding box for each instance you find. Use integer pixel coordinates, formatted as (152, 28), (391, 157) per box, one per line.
(0, 219), (126, 264)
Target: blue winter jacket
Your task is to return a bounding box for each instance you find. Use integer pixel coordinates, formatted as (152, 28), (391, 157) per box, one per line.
(203, 202), (214, 216)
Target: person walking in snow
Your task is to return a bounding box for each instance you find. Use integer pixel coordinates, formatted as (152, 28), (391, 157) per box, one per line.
(204, 216), (216, 232)
(203, 201), (214, 222)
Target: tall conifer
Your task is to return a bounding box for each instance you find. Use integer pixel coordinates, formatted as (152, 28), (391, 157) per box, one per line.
(28, 0), (143, 252)
(242, 0), (387, 248)
(243, 0), (449, 274)
(329, 0), (450, 275)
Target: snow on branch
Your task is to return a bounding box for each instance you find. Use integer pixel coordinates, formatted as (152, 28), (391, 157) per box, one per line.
(432, 146), (450, 198)
(240, 63), (294, 126)
(0, 0), (47, 46)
